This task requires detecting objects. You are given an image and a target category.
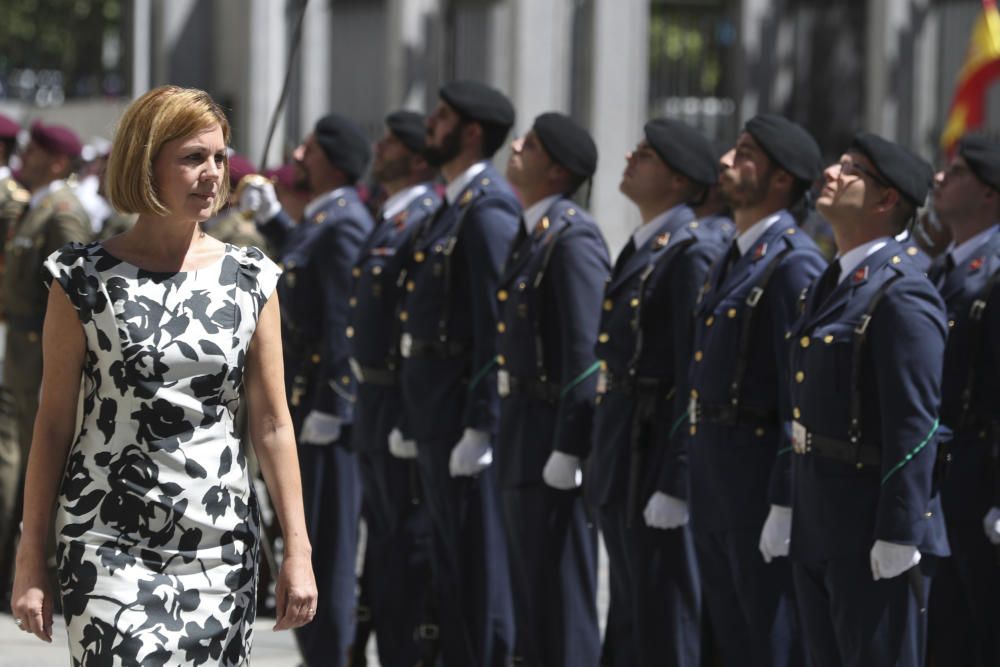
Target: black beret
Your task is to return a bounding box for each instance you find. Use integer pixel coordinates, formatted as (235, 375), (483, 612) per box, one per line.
(386, 110), (427, 154)
(744, 114), (822, 183)
(314, 113), (371, 181)
(643, 118), (718, 186)
(532, 112), (597, 178)
(958, 134), (1000, 192)
(851, 132), (933, 207)
(440, 80), (515, 129)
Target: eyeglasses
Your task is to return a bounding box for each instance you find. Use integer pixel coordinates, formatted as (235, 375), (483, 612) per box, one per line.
(838, 159), (890, 188)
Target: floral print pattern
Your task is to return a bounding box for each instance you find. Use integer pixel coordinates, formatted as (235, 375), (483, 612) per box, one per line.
(43, 242), (280, 666)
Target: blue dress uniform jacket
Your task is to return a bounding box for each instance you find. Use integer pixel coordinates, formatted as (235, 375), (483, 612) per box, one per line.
(347, 188), (439, 666)
(589, 204), (725, 667)
(494, 198), (608, 667)
(275, 188), (373, 426)
(927, 225), (1000, 667)
(397, 162), (519, 667)
(495, 198), (610, 485)
(687, 210), (823, 667)
(698, 213), (736, 243)
(270, 187), (373, 667)
(787, 239), (949, 667)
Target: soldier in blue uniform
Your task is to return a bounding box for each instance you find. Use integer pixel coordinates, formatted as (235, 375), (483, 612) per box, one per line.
(494, 112), (607, 667)
(240, 113), (374, 666)
(926, 134), (1000, 667)
(788, 133), (948, 666)
(347, 110), (439, 666)
(687, 114), (825, 667)
(589, 119), (725, 667)
(395, 81), (518, 666)
(693, 145), (735, 242)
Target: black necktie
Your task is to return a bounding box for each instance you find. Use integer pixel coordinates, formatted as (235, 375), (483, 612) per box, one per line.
(717, 240), (740, 285)
(613, 238), (637, 277)
(813, 261), (842, 305)
(936, 253), (956, 290)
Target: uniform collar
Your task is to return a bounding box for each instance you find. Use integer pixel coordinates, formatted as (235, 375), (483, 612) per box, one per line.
(304, 185), (352, 220)
(445, 161), (488, 205)
(0, 166), (10, 181)
(522, 194), (561, 235)
(948, 223), (999, 268)
(735, 212), (782, 256)
(29, 179), (66, 209)
(633, 203), (688, 250)
(836, 237), (890, 284)
(381, 183), (430, 221)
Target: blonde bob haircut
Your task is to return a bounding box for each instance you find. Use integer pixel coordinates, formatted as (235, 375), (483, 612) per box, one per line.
(105, 85), (232, 217)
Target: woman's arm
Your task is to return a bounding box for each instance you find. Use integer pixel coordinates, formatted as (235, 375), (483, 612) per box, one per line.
(12, 281), (85, 641)
(244, 290), (317, 630)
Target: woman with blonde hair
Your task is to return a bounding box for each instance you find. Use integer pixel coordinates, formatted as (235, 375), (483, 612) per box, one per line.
(10, 85), (316, 665)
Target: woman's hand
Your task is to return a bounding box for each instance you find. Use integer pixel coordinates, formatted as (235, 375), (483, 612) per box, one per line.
(273, 553), (318, 631)
(10, 552), (55, 642)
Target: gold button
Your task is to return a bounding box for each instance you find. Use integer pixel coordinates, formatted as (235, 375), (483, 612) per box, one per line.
(630, 298), (639, 308)
(311, 354), (321, 363)
(755, 427), (765, 437)
(342, 375), (350, 384)
(518, 281), (527, 291)
(372, 265), (382, 275)
(406, 280), (415, 292)
(793, 407), (801, 419)
(497, 322), (506, 333)
(786, 228), (796, 235)
(498, 289), (508, 302)
(603, 299), (613, 311)
(727, 308), (737, 319)
(907, 246), (919, 256)
(497, 354), (506, 365)
(27, 332), (39, 343)
(346, 326), (354, 338)
(352, 267), (361, 278)
(694, 351), (703, 362)
(414, 251), (425, 263)
(690, 389), (699, 399)
(705, 316), (715, 327)
(824, 335), (834, 344)
(690, 425), (697, 435)
(399, 311), (408, 322)
(925, 511), (933, 518)
(795, 371), (805, 383)
(891, 255), (902, 264)
(948, 319), (955, 328)
(799, 336), (810, 348)
(349, 297), (357, 307)
(598, 332), (610, 343)
(567, 208), (577, 216)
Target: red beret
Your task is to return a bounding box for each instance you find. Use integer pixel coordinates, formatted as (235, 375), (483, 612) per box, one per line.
(228, 153), (256, 188)
(265, 163), (302, 191)
(30, 120), (82, 158)
(0, 114), (20, 140)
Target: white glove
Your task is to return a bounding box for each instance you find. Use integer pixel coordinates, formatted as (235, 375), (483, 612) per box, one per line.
(388, 427), (417, 459)
(542, 451), (582, 490)
(299, 411), (342, 445)
(643, 492), (688, 530)
(448, 428), (492, 477)
(870, 540), (921, 580)
(758, 505), (793, 563)
(238, 179), (282, 223)
(983, 507), (1000, 545)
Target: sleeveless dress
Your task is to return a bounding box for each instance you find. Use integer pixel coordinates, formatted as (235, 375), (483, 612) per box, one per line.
(43, 241), (281, 666)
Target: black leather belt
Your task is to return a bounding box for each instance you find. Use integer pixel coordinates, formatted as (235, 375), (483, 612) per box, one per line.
(400, 333), (467, 360)
(350, 359), (397, 387)
(694, 401), (778, 427)
(498, 371), (560, 402)
(792, 424), (880, 467)
(603, 370), (671, 399)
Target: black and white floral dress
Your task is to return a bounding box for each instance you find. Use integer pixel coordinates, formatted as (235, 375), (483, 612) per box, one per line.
(43, 241), (281, 666)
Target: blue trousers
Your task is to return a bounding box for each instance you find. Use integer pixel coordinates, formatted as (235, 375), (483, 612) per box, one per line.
(416, 439), (514, 667)
(794, 554), (930, 667)
(501, 484), (599, 667)
(693, 527), (803, 667)
(294, 438), (361, 667)
(600, 502), (701, 667)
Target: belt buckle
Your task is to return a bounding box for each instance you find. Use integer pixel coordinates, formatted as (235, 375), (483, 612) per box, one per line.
(596, 369), (608, 395)
(400, 333), (413, 359)
(349, 357), (364, 382)
(497, 369), (510, 397)
(792, 420), (808, 454)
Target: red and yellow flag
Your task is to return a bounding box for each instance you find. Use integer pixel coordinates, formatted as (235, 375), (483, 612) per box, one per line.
(940, 0), (1000, 153)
